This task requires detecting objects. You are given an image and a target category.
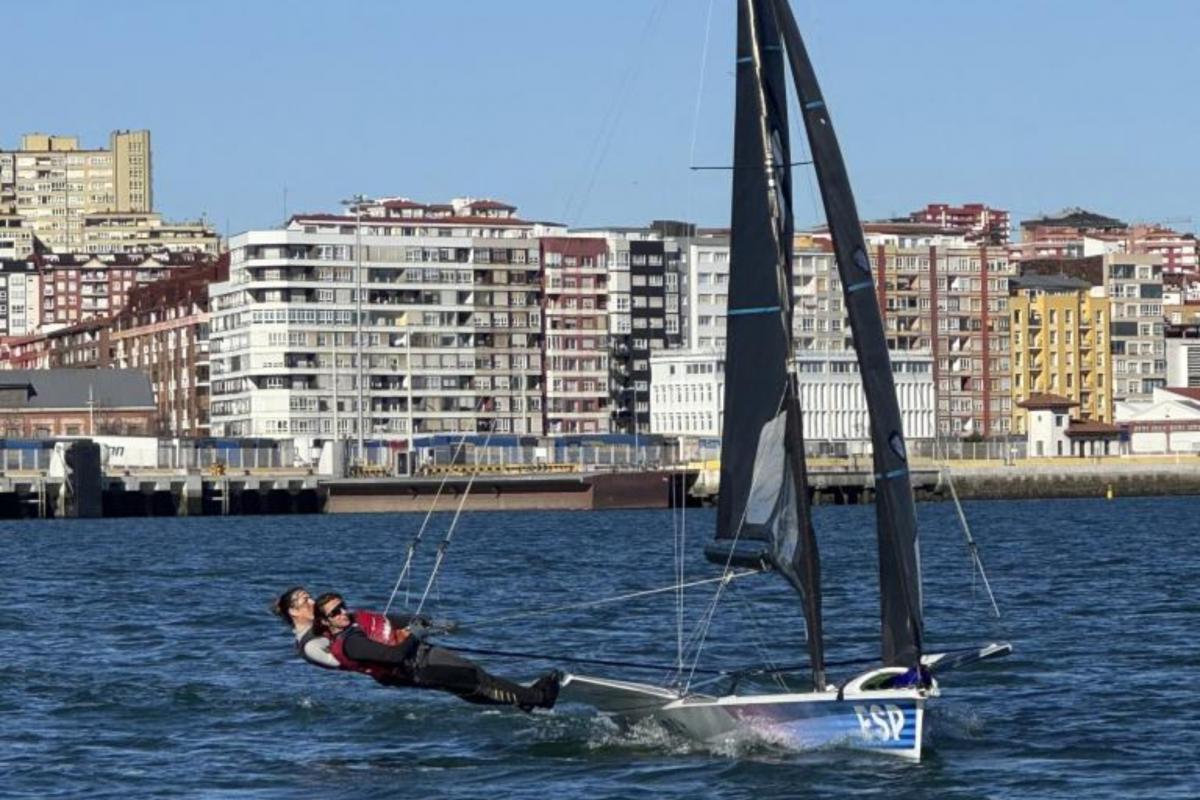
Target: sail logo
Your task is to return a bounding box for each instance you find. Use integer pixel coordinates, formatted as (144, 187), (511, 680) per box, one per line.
(852, 704), (906, 742)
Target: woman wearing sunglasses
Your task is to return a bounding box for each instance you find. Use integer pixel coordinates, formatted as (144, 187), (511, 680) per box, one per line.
(312, 591), (559, 712)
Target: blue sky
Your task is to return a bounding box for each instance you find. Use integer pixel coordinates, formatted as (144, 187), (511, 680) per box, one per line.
(10, 1), (1198, 236)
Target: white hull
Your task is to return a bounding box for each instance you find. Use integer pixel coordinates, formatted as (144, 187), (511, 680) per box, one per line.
(561, 667), (934, 760)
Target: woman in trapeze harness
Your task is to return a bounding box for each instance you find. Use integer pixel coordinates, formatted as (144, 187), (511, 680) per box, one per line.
(273, 587), (559, 712)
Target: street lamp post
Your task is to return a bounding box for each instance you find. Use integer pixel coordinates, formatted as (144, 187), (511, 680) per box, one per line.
(406, 322), (415, 475)
(342, 194), (371, 467)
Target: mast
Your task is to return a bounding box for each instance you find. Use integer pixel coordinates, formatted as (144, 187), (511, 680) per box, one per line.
(770, 0), (924, 668)
(710, 0), (824, 689)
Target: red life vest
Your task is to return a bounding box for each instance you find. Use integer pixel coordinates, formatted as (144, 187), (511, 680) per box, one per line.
(328, 610), (413, 680)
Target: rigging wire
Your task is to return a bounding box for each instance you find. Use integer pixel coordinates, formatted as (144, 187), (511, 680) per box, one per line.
(448, 569), (763, 631)
(665, 0), (715, 687)
(939, 447), (1002, 618)
(412, 420), (500, 617)
(382, 411), (485, 615)
(560, 0), (668, 226)
(681, 383), (789, 691)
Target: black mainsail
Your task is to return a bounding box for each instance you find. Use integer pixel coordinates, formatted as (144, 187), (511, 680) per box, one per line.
(710, 0), (825, 689)
(710, 0), (923, 678)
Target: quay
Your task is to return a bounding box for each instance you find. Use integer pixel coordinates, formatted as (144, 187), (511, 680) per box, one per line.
(2, 438), (1199, 519)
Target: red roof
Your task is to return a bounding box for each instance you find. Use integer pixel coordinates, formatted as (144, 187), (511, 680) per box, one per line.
(1065, 420), (1123, 437)
(466, 199), (516, 210)
(1164, 387), (1200, 402)
(1018, 392), (1079, 410)
(290, 213), (532, 227)
(381, 199), (426, 210)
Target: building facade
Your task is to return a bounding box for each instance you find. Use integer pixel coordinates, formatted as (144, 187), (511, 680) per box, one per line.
(0, 131), (151, 253)
(0, 369), (156, 437)
(208, 199), (548, 441)
(1009, 275), (1112, 433)
(1104, 253), (1165, 402)
(111, 259), (226, 436)
(80, 211), (220, 256)
(908, 203), (1011, 244)
(650, 349), (935, 446)
(541, 237), (609, 434)
(0, 213), (34, 259)
(0, 259), (42, 336)
(795, 351), (936, 446)
(36, 251), (213, 328)
(649, 348), (723, 438)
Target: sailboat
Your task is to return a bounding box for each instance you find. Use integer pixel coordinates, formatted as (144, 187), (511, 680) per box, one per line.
(559, 0), (1010, 760)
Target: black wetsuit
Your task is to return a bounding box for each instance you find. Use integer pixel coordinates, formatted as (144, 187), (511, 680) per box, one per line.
(335, 626), (555, 709)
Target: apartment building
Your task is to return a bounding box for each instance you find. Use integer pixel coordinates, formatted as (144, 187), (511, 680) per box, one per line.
(792, 240), (849, 353)
(37, 251), (209, 328)
(686, 234), (731, 351)
(572, 229), (651, 435)
(683, 228), (1005, 437)
(0, 213), (34, 259)
(0, 319), (111, 371)
(81, 211), (220, 256)
(1165, 327), (1200, 388)
(1105, 253), (1165, 402)
(0, 131), (151, 252)
(541, 236), (609, 434)
(0, 259), (42, 336)
(908, 203), (1011, 244)
(208, 198), (548, 441)
(111, 259), (227, 436)
(1009, 274), (1112, 433)
(1012, 209), (1196, 276)
(854, 234), (1015, 438)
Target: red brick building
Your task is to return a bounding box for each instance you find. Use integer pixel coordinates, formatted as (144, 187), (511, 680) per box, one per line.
(110, 258), (227, 436)
(0, 369), (157, 437)
(36, 251), (211, 328)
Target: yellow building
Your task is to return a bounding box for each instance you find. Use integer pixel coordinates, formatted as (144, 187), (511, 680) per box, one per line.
(1010, 274), (1111, 433)
(0, 130), (152, 252)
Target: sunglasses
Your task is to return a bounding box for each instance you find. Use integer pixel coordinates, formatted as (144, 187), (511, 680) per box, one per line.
(323, 603), (348, 618)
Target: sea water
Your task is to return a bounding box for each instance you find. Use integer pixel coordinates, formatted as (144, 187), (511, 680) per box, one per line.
(1, 497), (1196, 798)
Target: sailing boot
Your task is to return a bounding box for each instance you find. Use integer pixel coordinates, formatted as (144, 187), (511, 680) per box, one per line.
(527, 670), (562, 711)
(468, 671), (560, 712)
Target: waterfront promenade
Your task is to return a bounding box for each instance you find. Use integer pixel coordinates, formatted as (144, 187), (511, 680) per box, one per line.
(2, 438), (1198, 518)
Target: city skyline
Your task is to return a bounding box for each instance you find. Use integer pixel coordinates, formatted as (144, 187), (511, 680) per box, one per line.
(8, 1), (1200, 238)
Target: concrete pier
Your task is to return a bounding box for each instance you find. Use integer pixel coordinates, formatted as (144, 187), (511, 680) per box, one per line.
(941, 459), (1200, 500)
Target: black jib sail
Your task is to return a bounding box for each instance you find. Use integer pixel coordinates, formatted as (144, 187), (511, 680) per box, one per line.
(709, 0), (825, 689)
(770, 0), (924, 667)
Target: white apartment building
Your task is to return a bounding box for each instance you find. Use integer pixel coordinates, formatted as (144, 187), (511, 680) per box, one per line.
(1105, 253), (1165, 402)
(208, 198), (548, 441)
(687, 235), (730, 351)
(0, 261), (41, 337)
(1165, 336), (1200, 387)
